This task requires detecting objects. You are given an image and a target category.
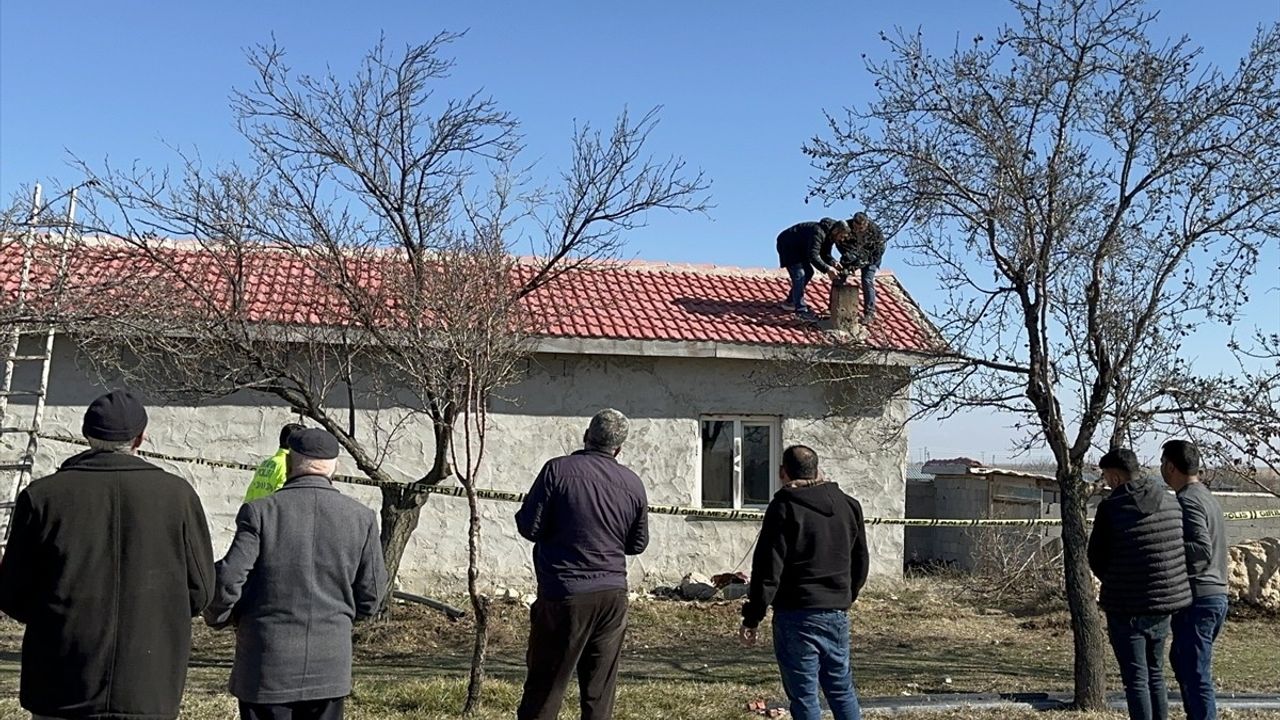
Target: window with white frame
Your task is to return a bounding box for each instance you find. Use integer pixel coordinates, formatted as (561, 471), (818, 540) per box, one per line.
(698, 416), (781, 509)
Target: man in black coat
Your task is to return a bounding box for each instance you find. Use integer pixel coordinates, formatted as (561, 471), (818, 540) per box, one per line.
(1088, 447), (1192, 720)
(739, 445), (869, 720)
(0, 390), (216, 720)
(514, 409), (649, 720)
(776, 218), (849, 318)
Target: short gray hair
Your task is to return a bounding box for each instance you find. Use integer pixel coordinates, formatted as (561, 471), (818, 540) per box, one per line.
(288, 453), (338, 479)
(86, 436), (136, 454)
(585, 408), (629, 452)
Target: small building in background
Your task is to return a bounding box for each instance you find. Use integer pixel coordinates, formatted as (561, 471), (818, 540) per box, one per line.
(906, 458), (1062, 571)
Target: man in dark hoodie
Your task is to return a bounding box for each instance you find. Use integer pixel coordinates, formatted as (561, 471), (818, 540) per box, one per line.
(740, 445), (869, 720)
(1088, 447), (1191, 720)
(1161, 440), (1229, 720)
(0, 390), (215, 720)
(775, 218), (850, 318)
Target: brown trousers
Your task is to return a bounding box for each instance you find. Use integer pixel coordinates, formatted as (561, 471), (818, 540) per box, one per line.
(517, 588), (629, 720)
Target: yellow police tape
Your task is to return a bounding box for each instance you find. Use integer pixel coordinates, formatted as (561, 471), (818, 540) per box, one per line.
(38, 434), (1280, 527)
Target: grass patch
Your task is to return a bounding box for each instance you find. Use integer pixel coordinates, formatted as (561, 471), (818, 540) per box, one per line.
(1, 578), (1277, 719)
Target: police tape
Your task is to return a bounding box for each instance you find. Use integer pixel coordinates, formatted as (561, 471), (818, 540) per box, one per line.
(36, 434), (1280, 526)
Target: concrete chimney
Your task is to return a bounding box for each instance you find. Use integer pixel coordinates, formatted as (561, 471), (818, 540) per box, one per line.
(828, 283), (864, 333)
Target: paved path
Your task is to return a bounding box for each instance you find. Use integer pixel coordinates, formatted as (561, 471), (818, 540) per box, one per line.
(763, 692), (1280, 715)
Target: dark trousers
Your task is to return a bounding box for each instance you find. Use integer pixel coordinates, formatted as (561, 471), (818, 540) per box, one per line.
(833, 263), (879, 316)
(1171, 595), (1229, 720)
(772, 609), (862, 720)
(785, 263), (815, 311)
(517, 588), (629, 720)
(1107, 613), (1172, 720)
(238, 697), (344, 720)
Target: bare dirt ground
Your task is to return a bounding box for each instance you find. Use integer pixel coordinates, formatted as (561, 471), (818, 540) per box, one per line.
(1, 577), (1276, 718)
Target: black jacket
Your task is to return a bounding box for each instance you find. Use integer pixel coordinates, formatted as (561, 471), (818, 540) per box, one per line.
(1088, 475), (1191, 616)
(825, 220), (887, 269)
(0, 450), (215, 719)
(776, 220), (836, 273)
(515, 449), (649, 599)
(742, 481), (869, 629)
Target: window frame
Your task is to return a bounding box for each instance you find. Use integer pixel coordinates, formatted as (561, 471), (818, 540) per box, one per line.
(696, 415), (783, 510)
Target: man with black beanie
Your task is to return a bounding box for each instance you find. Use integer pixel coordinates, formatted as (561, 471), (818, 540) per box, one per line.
(1089, 447), (1191, 720)
(739, 445), (869, 720)
(0, 389), (215, 720)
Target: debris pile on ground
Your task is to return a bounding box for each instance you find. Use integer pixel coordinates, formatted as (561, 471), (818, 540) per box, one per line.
(653, 571), (751, 601)
(493, 588), (538, 608)
(1228, 537), (1280, 613)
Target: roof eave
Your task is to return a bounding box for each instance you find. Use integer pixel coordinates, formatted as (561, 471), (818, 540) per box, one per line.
(531, 335), (928, 365)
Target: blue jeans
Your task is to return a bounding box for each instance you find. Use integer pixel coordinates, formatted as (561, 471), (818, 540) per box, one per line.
(772, 609), (861, 720)
(1171, 595), (1228, 720)
(785, 263), (815, 311)
(1107, 613), (1172, 720)
(859, 264), (878, 315)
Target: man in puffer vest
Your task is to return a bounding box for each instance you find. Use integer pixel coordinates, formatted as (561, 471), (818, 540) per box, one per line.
(1088, 447), (1192, 720)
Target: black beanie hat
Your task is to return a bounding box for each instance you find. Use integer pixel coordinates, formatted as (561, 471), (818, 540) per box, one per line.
(82, 390), (148, 442)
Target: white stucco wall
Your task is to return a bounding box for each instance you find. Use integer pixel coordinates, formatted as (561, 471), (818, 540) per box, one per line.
(8, 337), (910, 594)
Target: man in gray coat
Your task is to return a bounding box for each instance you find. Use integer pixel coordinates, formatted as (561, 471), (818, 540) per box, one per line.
(205, 428), (387, 720)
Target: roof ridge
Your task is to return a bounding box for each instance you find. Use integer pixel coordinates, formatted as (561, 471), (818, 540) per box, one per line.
(59, 236), (904, 279)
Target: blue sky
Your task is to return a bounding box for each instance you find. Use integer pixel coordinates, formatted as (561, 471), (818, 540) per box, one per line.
(3, 1), (1277, 464)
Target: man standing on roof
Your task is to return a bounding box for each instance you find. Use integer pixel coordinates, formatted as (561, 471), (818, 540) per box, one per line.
(776, 218), (850, 318)
(740, 444), (870, 720)
(244, 422), (306, 502)
(832, 212), (887, 325)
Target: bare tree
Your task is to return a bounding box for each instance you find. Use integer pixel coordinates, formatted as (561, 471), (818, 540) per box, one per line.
(55, 33), (707, 713)
(805, 0), (1280, 708)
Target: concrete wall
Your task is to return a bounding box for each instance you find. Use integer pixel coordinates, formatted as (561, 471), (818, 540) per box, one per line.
(5, 337), (910, 594)
(1214, 492), (1280, 545)
(922, 476), (992, 569)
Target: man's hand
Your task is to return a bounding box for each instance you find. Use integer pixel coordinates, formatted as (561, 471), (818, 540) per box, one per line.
(739, 624), (758, 646)
(826, 267), (840, 280)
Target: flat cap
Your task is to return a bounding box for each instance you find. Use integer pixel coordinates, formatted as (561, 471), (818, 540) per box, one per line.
(82, 390), (148, 442)
(288, 427), (340, 460)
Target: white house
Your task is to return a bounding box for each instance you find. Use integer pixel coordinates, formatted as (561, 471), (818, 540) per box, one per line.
(2, 243), (940, 593)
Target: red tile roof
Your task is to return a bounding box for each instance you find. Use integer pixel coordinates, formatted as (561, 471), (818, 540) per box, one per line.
(1, 240), (941, 353)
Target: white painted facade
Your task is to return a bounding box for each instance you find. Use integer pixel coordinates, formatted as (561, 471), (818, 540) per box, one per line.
(10, 336), (911, 594)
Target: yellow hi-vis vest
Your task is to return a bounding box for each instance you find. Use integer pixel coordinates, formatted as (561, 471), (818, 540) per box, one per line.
(243, 449), (289, 502)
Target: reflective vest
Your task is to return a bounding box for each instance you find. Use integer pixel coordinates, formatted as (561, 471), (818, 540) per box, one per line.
(243, 449), (289, 502)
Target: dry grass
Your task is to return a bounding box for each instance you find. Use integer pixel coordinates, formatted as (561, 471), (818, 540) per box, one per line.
(1, 577), (1277, 719)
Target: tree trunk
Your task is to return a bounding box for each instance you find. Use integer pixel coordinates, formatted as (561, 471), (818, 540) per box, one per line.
(376, 417), (454, 615)
(462, 482), (489, 715)
(378, 484), (427, 614)
(1058, 470), (1108, 710)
